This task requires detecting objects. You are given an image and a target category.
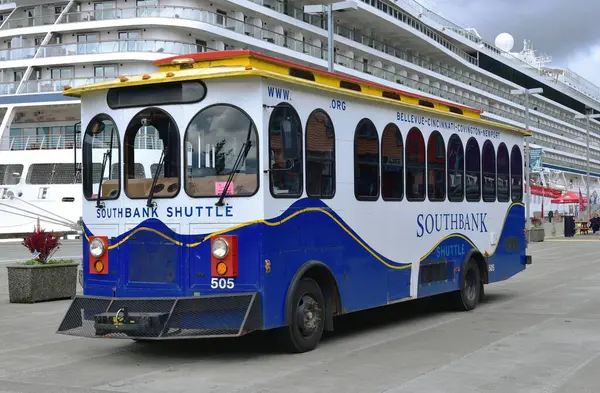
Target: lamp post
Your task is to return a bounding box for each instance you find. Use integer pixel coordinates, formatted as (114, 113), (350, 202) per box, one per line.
(575, 108), (600, 221)
(304, 1), (358, 73)
(510, 87), (543, 233)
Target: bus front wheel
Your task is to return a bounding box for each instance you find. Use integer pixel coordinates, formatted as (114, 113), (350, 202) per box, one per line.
(280, 277), (325, 353)
(454, 258), (481, 311)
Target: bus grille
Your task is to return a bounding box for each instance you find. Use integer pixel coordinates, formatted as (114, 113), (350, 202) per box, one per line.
(56, 293), (262, 339)
(127, 230), (178, 284)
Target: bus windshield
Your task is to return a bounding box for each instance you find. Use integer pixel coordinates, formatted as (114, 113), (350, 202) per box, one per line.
(185, 105), (259, 198)
(83, 115), (120, 202)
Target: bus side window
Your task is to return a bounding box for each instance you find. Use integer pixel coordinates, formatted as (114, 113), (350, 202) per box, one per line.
(510, 145), (523, 202)
(447, 133), (464, 202)
(184, 104), (259, 198)
(406, 127), (425, 202)
(465, 137), (481, 202)
(427, 130), (445, 202)
(269, 103), (303, 198)
(381, 123), (403, 201)
(482, 140), (496, 202)
(497, 143), (510, 202)
(306, 109), (335, 199)
(354, 119), (379, 201)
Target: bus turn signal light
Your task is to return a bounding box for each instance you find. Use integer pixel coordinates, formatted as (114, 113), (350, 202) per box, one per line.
(94, 260), (104, 273)
(211, 235), (238, 278)
(216, 262), (227, 276)
(89, 236), (109, 275)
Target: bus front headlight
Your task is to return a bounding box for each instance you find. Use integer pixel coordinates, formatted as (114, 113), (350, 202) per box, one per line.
(211, 238), (229, 259)
(90, 238), (106, 258)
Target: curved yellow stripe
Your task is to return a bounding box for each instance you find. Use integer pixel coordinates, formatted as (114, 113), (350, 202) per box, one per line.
(85, 201), (524, 268)
(107, 227), (182, 249)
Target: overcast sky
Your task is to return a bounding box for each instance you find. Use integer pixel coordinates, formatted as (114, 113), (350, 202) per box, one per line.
(419, 0), (600, 87)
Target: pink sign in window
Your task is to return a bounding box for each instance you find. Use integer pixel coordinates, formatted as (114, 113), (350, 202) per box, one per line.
(215, 181), (234, 195)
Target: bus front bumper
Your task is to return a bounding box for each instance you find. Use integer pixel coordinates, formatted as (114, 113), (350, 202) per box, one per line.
(56, 293), (262, 339)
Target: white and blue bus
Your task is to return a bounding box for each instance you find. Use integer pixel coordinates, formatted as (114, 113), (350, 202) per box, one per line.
(57, 50), (531, 353)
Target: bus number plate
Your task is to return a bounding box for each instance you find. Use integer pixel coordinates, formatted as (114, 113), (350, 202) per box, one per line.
(211, 278), (235, 289)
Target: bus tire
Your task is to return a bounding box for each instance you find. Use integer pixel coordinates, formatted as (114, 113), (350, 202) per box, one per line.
(454, 258), (480, 311)
(279, 277), (325, 353)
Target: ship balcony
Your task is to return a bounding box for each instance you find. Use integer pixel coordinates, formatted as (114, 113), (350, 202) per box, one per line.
(36, 39), (198, 59)
(0, 14), (59, 30)
(0, 78), (104, 96)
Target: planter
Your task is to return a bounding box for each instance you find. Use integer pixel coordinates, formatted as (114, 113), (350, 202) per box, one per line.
(526, 228), (545, 243)
(6, 262), (78, 303)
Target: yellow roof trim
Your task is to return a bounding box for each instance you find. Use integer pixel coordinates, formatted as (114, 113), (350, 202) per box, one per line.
(63, 51), (530, 136)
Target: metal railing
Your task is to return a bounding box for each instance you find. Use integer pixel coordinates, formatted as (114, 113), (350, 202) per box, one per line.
(2, 134), (81, 150)
(37, 38), (199, 58)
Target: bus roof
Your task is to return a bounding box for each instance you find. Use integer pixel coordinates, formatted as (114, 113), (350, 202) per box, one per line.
(63, 50), (530, 136)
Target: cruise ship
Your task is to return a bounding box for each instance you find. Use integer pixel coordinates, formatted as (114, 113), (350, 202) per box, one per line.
(0, 0), (597, 237)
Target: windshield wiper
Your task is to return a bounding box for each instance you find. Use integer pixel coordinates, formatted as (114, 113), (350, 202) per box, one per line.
(96, 128), (114, 209)
(96, 150), (110, 208)
(147, 148), (166, 208)
(215, 122), (253, 207)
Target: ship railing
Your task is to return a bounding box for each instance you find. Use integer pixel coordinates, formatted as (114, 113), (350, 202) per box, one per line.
(0, 14), (58, 30)
(36, 38), (200, 58)
(0, 45), (37, 61)
(2, 135), (82, 151)
(60, 6), (328, 60)
(20, 77), (104, 94)
(0, 134), (165, 151)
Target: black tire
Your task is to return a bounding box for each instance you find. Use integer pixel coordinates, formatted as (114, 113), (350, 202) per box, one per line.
(279, 277), (326, 353)
(453, 258), (480, 311)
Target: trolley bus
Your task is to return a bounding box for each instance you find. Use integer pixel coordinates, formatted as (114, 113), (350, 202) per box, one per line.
(57, 50), (532, 352)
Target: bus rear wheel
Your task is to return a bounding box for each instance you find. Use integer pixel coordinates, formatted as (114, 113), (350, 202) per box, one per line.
(454, 258), (480, 311)
(280, 277), (325, 353)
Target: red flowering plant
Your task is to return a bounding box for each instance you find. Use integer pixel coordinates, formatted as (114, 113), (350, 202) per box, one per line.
(21, 225), (61, 265)
(530, 217), (543, 228)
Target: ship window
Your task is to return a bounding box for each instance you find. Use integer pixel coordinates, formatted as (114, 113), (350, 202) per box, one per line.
(482, 140), (496, 202)
(269, 103), (303, 198)
(0, 164), (24, 185)
(447, 134), (464, 202)
(354, 118), (379, 201)
(497, 143), (510, 202)
(427, 131), (445, 201)
(465, 137), (480, 202)
(82, 114), (119, 200)
(306, 109), (335, 198)
(28, 164), (82, 185)
(107, 81), (206, 109)
(406, 127), (425, 201)
(381, 123), (403, 201)
(511, 145), (523, 202)
(184, 104), (259, 198)
(124, 108), (180, 199)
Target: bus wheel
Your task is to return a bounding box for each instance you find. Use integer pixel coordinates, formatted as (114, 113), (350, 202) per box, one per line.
(281, 277), (325, 353)
(454, 259), (480, 311)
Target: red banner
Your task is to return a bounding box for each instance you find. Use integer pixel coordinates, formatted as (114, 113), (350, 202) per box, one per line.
(525, 185), (562, 199)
